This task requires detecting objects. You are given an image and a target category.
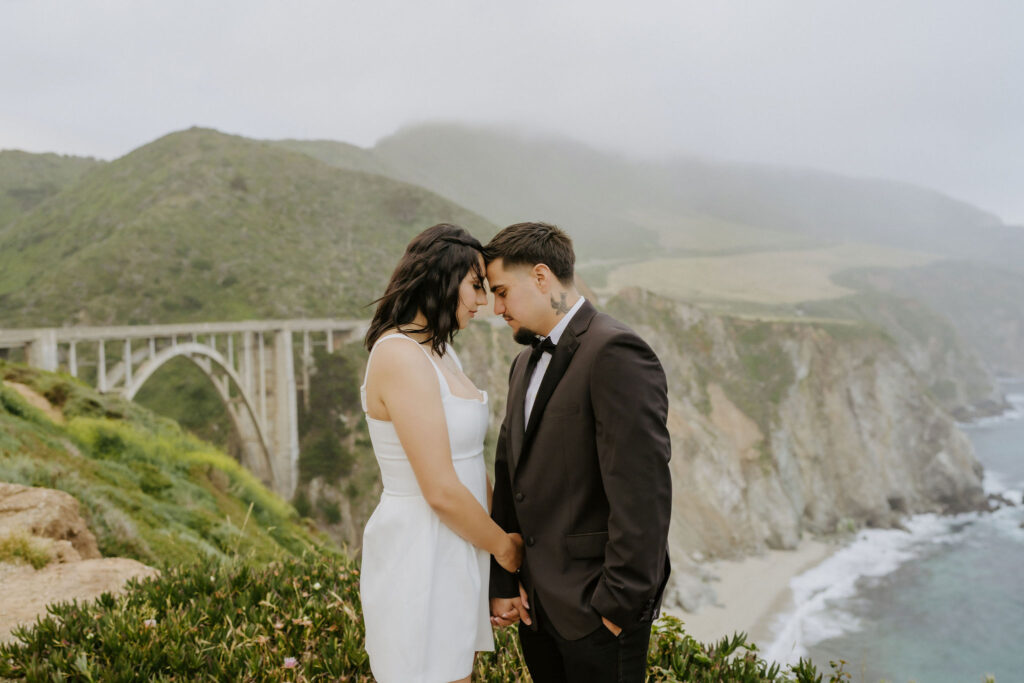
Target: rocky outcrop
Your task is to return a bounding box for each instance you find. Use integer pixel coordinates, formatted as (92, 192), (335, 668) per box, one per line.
(800, 287), (1007, 420)
(836, 262), (1024, 382)
(0, 482), (101, 560)
(605, 291), (985, 562)
(0, 483), (158, 643)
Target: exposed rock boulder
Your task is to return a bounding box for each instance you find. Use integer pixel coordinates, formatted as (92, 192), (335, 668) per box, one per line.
(0, 482), (101, 559)
(0, 483), (158, 644)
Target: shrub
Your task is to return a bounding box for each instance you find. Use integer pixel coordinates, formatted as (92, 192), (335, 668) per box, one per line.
(0, 552), (369, 681)
(0, 552), (851, 682)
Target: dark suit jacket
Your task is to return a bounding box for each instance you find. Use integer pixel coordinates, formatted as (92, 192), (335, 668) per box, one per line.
(490, 299), (672, 639)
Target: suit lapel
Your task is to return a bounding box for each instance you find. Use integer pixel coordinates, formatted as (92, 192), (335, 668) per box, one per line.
(514, 300), (598, 476)
(506, 349), (530, 473)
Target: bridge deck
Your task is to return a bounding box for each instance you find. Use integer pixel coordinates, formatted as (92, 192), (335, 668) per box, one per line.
(0, 319), (366, 347)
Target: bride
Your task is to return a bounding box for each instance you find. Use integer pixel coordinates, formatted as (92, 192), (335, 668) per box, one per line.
(359, 223), (524, 682)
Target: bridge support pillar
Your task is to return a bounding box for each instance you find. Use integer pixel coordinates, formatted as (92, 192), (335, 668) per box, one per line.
(259, 330), (299, 500)
(26, 330), (58, 372)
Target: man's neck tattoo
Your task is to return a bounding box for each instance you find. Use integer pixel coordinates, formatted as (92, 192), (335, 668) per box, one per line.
(551, 292), (570, 315)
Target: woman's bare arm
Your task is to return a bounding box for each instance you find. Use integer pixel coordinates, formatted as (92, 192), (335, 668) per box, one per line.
(367, 341), (522, 572)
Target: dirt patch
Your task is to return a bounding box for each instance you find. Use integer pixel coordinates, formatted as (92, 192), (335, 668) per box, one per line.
(0, 558), (159, 643)
(2, 380), (65, 424)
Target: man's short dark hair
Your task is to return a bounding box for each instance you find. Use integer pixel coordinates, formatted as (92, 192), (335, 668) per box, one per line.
(485, 222), (575, 286)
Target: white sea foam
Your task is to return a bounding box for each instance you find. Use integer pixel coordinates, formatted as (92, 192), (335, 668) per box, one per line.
(987, 506), (1024, 542)
(964, 392), (1024, 428)
(763, 515), (961, 665)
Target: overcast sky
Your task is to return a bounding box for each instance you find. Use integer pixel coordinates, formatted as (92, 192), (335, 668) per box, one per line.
(2, 0), (1022, 223)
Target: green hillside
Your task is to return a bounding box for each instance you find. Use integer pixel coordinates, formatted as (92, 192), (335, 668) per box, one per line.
(0, 361), (316, 566)
(0, 150), (102, 230)
(0, 127), (495, 327)
(271, 138), (397, 178)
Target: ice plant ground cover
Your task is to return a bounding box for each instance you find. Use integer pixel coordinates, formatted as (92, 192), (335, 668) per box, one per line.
(0, 552), (850, 682)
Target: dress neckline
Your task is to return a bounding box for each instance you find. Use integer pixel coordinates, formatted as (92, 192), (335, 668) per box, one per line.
(361, 334), (488, 420)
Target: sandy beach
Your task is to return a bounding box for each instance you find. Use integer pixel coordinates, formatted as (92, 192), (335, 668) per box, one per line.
(666, 538), (837, 647)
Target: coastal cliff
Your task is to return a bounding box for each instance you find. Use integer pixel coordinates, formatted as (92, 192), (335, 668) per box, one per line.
(604, 290), (984, 552)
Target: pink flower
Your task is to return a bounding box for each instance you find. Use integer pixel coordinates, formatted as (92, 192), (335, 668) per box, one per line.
(143, 619), (157, 628)
(283, 657), (297, 669)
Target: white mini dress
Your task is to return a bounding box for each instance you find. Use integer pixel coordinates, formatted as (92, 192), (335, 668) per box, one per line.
(359, 334), (493, 683)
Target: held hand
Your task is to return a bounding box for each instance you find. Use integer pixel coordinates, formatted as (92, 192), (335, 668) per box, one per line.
(495, 532), (524, 574)
(601, 616), (622, 637)
(517, 582), (532, 626)
(489, 597), (521, 627)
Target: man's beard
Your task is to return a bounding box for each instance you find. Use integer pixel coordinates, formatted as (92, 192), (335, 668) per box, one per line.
(513, 326), (541, 346)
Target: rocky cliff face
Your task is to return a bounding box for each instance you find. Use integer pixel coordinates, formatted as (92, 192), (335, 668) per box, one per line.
(836, 262), (1024, 380)
(601, 291), (985, 563)
(803, 279), (1008, 419)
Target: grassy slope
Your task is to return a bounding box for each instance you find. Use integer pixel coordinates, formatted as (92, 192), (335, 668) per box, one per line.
(0, 361), (317, 566)
(0, 150), (102, 231)
(603, 244), (940, 306)
(0, 127), (495, 327)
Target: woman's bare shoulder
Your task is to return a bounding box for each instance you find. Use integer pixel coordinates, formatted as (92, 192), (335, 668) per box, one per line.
(369, 332), (431, 376)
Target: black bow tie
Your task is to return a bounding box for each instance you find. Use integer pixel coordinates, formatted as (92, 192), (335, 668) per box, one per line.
(527, 336), (556, 369)
(531, 336), (556, 353)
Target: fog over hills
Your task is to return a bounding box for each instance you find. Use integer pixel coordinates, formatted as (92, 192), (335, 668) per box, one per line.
(276, 123), (1023, 270)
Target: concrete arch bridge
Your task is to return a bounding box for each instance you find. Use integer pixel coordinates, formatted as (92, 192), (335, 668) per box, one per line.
(0, 320), (367, 499)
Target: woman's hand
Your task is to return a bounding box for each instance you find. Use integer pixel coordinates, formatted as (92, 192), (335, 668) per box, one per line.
(495, 532), (524, 573)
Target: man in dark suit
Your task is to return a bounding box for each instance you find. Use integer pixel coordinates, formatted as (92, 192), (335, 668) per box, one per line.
(484, 222), (672, 683)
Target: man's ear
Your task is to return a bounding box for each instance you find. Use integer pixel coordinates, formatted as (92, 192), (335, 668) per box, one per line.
(532, 264), (553, 293)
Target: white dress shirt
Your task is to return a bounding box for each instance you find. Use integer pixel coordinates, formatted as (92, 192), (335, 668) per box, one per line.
(524, 296), (586, 427)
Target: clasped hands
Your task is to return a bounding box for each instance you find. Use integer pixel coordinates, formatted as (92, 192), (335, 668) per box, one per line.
(489, 589), (622, 636)
(489, 533), (621, 636)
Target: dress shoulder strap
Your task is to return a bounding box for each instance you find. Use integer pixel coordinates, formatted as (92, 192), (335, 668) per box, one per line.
(362, 333), (451, 400)
(446, 344), (464, 371)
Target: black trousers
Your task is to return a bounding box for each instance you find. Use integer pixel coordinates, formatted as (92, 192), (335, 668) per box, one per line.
(517, 596), (652, 683)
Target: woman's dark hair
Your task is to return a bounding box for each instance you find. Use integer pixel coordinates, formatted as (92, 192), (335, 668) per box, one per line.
(365, 223), (484, 356)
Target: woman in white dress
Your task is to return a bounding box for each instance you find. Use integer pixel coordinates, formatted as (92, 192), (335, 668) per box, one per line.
(360, 223), (524, 683)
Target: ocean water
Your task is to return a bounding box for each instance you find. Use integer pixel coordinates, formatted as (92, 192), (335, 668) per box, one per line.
(765, 385), (1024, 683)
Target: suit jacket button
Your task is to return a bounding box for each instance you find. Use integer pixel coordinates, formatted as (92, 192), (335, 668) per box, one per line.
(515, 491), (524, 502)
(526, 536), (535, 547)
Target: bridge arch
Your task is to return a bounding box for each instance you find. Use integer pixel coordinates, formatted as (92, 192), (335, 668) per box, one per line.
(3, 319), (367, 500)
(122, 342), (278, 488)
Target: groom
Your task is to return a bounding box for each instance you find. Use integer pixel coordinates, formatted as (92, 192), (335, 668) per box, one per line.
(485, 222), (672, 683)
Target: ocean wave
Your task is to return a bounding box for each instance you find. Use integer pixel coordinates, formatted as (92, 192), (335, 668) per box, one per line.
(763, 515), (962, 665)
(764, 500), (1024, 666)
(986, 501), (1024, 541)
